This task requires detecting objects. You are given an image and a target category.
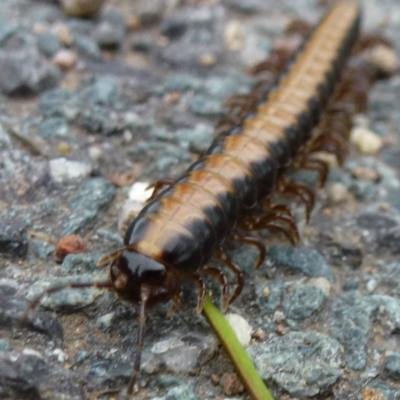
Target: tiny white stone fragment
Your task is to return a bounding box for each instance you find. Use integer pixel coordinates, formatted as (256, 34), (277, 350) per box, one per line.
(225, 313), (252, 347)
(53, 348), (68, 363)
(49, 157), (92, 182)
(350, 127), (383, 155)
(128, 181), (153, 203)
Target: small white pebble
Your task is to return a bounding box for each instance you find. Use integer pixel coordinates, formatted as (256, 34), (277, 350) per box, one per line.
(88, 144), (103, 160)
(366, 278), (379, 293)
(49, 157), (92, 182)
(224, 20), (244, 51)
(118, 199), (147, 235)
(328, 182), (349, 204)
(225, 313), (253, 347)
(22, 348), (44, 359)
(350, 127), (383, 155)
(128, 181), (153, 203)
(53, 348), (68, 363)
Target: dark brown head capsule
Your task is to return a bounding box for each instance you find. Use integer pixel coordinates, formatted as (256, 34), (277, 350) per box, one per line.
(109, 250), (180, 394)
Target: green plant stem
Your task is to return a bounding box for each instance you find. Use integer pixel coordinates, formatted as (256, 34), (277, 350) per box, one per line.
(202, 295), (275, 400)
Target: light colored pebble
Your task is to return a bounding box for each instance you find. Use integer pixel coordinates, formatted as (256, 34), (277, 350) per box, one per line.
(128, 181), (153, 203)
(369, 45), (398, 76)
(52, 49), (78, 70)
(224, 20), (244, 51)
(52, 23), (74, 46)
(96, 312), (115, 330)
(328, 182), (349, 204)
(22, 348), (44, 359)
(61, 0), (105, 18)
(351, 166), (380, 182)
(273, 310), (285, 323)
(88, 145), (103, 160)
(49, 158), (92, 182)
(225, 313), (253, 347)
(52, 348), (68, 363)
(308, 277), (331, 297)
(118, 199), (146, 235)
(350, 127), (383, 155)
(366, 278), (379, 293)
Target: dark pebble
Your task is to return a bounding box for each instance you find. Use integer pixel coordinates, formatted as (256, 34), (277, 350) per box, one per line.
(152, 384), (198, 400)
(36, 33), (61, 58)
(190, 95), (224, 117)
(283, 285), (327, 320)
(385, 353), (400, 380)
(0, 17), (16, 46)
(255, 280), (286, 313)
(81, 77), (119, 106)
(329, 291), (379, 370)
(0, 351), (82, 399)
(31, 240), (55, 260)
(62, 178), (115, 235)
(39, 88), (75, 119)
(223, 0), (272, 13)
(94, 21), (125, 50)
(61, 253), (103, 273)
(269, 245), (335, 282)
(377, 226), (400, 255)
(27, 273), (107, 311)
(0, 339), (12, 351)
(0, 220), (28, 259)
(38, 117), (69, 139)
(248, 331), (342, 396)
(0, 49), (61, 95)
(73, 33), (102, 60)
(158, 41), (220, 68)
(356, 212), (398, 231)
(160, 18), (187, 39)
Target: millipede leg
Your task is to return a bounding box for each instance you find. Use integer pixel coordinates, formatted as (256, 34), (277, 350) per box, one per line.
(229, 233), (266, 269)
(186, 274), (207, 314)
(166, 290), (183, 317)
(276, 177), (315, 221)
(264, 199), (293, 219)
(200, 266), (230, 312)
(294, 157), (330, 187)
(239, 212), (300, 245)
(146, 178), (175, 200)
(216, 248), (244, 306)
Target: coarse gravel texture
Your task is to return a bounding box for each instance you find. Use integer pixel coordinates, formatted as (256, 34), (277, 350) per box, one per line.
(1, 0), (400, 400)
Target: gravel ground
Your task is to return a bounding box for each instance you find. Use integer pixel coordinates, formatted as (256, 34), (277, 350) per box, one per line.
(1, 0), (400, 399)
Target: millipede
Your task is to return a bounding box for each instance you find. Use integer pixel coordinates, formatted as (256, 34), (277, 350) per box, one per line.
(23, 1), (395, 398)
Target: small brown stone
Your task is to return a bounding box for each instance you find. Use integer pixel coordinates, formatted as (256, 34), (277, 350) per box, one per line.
(222, 373), (244, 396)
(251, 328), (266, 341)
(52, 49), (78, 71)
(61, 0), (105, 18)
(55, 234), (87, 262)
(362, 386), (387, 400)
(211, 374), (220, 385)
(351, 166), (380, 182)
(198, 53), (216, 66)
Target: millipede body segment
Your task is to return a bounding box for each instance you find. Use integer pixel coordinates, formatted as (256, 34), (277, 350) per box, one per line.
(27, 1), (384, 396)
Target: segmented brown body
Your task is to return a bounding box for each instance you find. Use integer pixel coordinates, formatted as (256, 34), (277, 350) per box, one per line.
(123, 1), (360, 274)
